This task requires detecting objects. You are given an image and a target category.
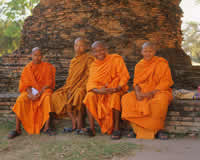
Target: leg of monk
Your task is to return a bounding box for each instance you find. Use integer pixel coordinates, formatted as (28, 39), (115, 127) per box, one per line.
(87, 108), (95, 134)
(113, 109), (120, 131)
(16, 116), (21, 134)
(84, 92), (99, 134)
(77, 105), (83, 129)
(43, 118), (50, 132)
(67, 105), (77, 130)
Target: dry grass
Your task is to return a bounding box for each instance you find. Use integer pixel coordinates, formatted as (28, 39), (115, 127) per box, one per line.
(0, 118), (139, 160)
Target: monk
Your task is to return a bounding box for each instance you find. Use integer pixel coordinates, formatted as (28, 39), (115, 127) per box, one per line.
(83, 41), (130, 139)
(51, 37), (94, 133)
(121, 42), (174, 140)
(8, 47), (56, 139)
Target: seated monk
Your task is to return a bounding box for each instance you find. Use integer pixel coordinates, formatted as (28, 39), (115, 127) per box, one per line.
(8, 47), (56, 139)
(83, 41), (130, 139)
(121, 42), (174, 140)
(51, 37), (94, 133)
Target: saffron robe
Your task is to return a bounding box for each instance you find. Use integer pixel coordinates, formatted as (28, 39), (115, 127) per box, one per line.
(12, 61), (56, 134)
(83, 54), (130, 134)
(51, 53), (94, 115)
(121, 56), (174, 139)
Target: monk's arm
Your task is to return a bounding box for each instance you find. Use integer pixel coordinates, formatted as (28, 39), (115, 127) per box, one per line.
(117, 57), (130, 89)
(91, 87), (115, 94)
(40, 85), (51, 94)
(155, 63), (174, 91)
(134, 85), (145, 100)
(40, 64), (56, 95)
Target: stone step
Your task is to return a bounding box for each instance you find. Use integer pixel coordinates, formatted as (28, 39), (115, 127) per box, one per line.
(0, 92), (200, 134)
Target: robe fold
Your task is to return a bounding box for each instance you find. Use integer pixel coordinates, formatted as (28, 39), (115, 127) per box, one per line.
(121, 56), (174, 139)
(83, 54), (130, 134)
(51, 53), (94, 116)
(12, 62), (56, 134)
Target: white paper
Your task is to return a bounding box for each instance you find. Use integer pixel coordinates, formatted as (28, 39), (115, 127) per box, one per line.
(32, 88), (39, 96)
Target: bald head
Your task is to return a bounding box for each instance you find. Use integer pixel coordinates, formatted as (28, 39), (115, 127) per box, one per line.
(142, 42), (156, 50)
(91, 41), (106, 49)
(74, 37), (88, 55)
(141, 42), (156, 61)
(32, 47), (40, 54)
(31, 47), (42, 64)
(91, 41), (107, 60)
(74, 37), (86, 44)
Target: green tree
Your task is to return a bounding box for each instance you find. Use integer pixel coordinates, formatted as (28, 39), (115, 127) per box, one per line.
(0, 0), (39, 56)
(196, 0), (200, 4)
(182, 22), (200, 61)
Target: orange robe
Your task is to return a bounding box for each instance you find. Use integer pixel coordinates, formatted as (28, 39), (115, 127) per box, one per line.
(121, 56), (174, 139)
(51, 53), (94, 116)
(83, 54), (130, 134)
(12, 62), (56, 134)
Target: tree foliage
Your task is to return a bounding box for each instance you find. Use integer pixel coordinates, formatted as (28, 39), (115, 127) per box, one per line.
(0, 0), (39, 56)
(196, 0), (200, 4)
(182, 22), (200, 61)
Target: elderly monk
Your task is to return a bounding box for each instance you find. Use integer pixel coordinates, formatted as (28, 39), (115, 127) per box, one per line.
(83, 41), (130, 139)
(51, 37), (94, 133)
(8, 47), (56, 139)
(121, 42), (174, 140)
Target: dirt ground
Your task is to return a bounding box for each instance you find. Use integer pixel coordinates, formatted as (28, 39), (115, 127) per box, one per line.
(0, 117), (199, 160)
(113, 138), (200, 160)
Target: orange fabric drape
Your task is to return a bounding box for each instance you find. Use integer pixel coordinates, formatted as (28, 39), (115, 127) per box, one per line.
(84, 54), (130, 134)
(51, 53), (94, 115)
(12, 62), (56, 134)
(121, 56), (174, 139)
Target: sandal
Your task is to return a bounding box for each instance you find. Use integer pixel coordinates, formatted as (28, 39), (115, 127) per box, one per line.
(43, 128), (56, 136)
(127, 131), (136, 138)
(111, 130), (121, 140)
(8, 130), (21, 139)
(155, 131), (168, 140)
(82, 128), (95, 137)
(63, 127), (76, 133)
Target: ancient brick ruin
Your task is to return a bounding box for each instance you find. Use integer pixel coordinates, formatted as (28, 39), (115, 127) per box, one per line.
(0, 0), (200, 134)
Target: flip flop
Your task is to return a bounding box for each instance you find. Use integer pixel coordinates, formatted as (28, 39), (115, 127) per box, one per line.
(43, 128), (56, 136)
(8, 130), (21, 139)
(63, 127), (76, 133)
(111, 130), (121, 140)
(82, 128), (95, 137)
(74, 129), (84, 135)
(127, 131), (136, 138)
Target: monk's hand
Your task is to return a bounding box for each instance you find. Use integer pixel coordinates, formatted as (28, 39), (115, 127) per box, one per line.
(93, 87), (115, 94)
(135, 92), (144, 101)
(32, 93), (41, 101)
(41, 86), (49, 94)
(114, 86), (122, 92)
(143, 92), (154, 99)
(144, 90), (159, 99)
(134, 85), (144, 100)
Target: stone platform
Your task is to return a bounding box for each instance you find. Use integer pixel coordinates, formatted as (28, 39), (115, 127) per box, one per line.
(0, 92), (200, 134)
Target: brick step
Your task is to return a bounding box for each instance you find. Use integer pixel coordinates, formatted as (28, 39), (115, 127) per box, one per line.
(0, 92), (200, 134)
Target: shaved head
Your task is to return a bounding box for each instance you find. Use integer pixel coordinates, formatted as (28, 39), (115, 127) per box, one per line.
(142, 42), (156, 50)
(31, 47), (42, 64)
(32, 47), (40, 54)
(91, 41), (107, 60)
(74, 37), (88, 55)
(91, 41), (106, 49)
(74, 37), (86, 44)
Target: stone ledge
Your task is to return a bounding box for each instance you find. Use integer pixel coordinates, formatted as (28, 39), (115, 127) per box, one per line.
(0, 93), (200, 134)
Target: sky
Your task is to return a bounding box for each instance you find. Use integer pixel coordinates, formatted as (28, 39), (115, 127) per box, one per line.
(180, 0), (200, 24)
